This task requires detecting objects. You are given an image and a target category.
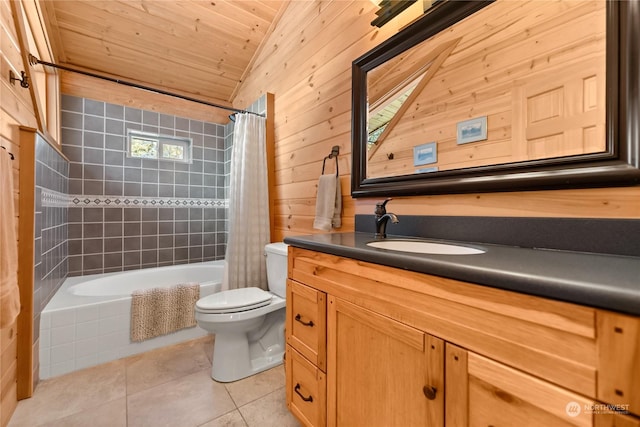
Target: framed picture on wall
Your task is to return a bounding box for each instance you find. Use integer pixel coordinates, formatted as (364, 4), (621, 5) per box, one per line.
(413, 142), (437, 166)
(457, 116), (487, 145)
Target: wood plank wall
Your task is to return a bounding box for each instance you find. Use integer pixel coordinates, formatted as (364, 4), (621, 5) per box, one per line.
(0, 0), (37, 423)
(233, 0), (640, 242)
(60, 72), (233, 124)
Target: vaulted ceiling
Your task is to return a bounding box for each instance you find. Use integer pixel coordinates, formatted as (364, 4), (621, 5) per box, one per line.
(40, 0), (286, 107)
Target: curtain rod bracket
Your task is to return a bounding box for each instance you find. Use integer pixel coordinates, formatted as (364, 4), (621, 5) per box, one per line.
(1, 146), (15, 160)
(9, 70), (29, 88)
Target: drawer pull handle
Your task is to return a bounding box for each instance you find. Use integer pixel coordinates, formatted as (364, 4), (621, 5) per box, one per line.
(295, 314), (314, 327)
(423, 385), (437, 400)
(294, 383), (314, 402)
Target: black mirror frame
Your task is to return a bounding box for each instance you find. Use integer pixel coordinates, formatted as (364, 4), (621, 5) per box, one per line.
(351, 0), (640, 198)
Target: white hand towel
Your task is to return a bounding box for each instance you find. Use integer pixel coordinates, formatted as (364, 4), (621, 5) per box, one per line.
(313, 175), (339, 231)
(333, 176), (342, 229)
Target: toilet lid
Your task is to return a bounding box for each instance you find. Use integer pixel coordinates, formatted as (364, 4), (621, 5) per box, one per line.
(196, 287), (273, 314)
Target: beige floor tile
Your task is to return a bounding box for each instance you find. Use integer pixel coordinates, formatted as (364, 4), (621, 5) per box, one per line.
(9, 359), (126, 427)
(125, 336), (212, 395)
(8, 337), (296, 427)
(127, 368), (236, 427)
(238, 387), (300, 427)
(45, 397), (127, 427)
(224, 365), (285, 408)
(198, 410), (247, 427)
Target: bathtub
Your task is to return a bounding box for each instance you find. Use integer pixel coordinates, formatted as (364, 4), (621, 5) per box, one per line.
(39, 261), (223, 379)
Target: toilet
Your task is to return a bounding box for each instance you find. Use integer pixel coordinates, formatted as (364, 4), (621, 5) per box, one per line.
(195, 242), (288, 382)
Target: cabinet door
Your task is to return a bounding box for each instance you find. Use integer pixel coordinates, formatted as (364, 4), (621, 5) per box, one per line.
(445, 344), (640, 427)
(327, 296), (444, 427)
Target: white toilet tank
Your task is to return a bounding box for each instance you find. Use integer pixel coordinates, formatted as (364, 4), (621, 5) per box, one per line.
(265, 242), (288, 298)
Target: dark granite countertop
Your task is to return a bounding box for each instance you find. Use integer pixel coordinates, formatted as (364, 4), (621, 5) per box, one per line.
(284, 232), (640, 316)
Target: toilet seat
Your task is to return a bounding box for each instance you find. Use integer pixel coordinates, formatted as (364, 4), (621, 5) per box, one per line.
(196, 287), (272, 314)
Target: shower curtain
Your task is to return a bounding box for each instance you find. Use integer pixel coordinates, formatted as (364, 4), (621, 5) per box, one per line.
(223, 113), (270, 291)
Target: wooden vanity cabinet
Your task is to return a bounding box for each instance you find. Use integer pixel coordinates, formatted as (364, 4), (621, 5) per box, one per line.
(285, 247), (640, 427)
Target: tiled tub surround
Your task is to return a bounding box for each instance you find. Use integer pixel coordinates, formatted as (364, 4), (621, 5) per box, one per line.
(221, 94), (267, 199)
(34, 136), (70, 377)
(60, 94), (229, 275)
(66, 205), (227, 275)
(39, 260), (224, 379)
(224, 119), (233, 199)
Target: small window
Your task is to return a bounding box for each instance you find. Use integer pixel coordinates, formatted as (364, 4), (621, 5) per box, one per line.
(162, 142), (187, 160)
(127, 130), (192, 163)
(129, 135), (158, 159)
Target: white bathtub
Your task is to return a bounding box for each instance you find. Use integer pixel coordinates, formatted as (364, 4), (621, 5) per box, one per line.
(40, 261), (223, 379)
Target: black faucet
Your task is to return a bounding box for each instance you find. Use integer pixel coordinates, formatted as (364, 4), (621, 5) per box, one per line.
(374, 198), (399, 238)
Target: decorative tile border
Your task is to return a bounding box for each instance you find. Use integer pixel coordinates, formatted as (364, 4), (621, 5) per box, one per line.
(71, 195), (229, 208)
(41, 189), (228, 208)
(41, 189), (74, 207)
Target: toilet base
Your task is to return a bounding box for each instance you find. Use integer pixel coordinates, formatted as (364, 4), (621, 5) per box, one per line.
(211, 342), (284, 383)
(209, 309), (285, 383)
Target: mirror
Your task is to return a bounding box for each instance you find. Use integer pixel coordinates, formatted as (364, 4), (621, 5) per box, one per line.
(352, 0), (640, 197)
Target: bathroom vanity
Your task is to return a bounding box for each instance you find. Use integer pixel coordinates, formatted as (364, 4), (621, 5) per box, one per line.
(283, 233), (640, 427)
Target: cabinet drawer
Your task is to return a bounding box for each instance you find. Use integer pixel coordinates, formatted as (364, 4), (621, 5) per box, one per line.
(446, 345), (640, 427)
(286, 345), (326, 427)
(287, 279), (326, 370)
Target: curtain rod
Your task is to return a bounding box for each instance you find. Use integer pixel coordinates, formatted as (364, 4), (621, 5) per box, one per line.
(28, 54), (264, 118)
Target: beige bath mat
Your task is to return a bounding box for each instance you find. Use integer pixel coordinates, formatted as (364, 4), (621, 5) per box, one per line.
(131, 283), (200, 342)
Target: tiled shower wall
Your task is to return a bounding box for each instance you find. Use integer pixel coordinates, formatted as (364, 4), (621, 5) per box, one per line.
(34, 135), (69, 353)
(224, 121), (233, 199)
(60, 95), (228, 276)
(223, 95), (267, 197)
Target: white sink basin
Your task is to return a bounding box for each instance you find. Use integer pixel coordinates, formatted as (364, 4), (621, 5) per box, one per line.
(366, 240), (485, 255)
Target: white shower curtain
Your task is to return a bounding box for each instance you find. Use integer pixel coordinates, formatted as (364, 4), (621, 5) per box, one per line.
(223, 113), (270, 291)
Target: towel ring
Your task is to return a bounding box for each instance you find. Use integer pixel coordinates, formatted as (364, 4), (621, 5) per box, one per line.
(322, 145), (340, 177)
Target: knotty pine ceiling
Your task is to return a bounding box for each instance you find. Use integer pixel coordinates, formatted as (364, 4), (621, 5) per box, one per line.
(41, 0), (286, 107)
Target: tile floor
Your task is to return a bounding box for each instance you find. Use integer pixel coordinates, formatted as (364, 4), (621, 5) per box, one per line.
(9, 336), (300, 427)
